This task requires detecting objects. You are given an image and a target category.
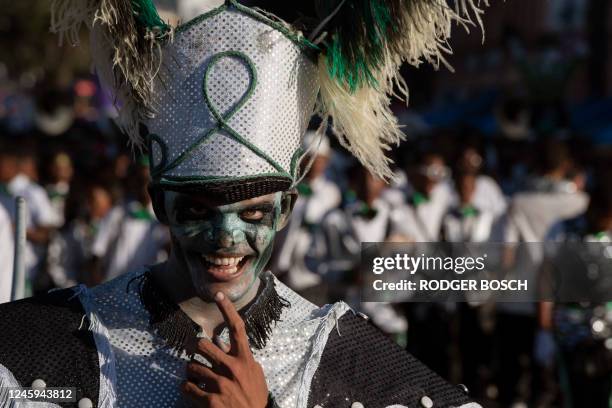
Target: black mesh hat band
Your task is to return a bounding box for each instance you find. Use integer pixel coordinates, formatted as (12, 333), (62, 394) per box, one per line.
(151, 175), (292, 205)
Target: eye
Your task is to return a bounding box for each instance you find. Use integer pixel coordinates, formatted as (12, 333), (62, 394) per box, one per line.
(176, 204), (210, 222)
(240, 209), (264, 222)
(188, 205), (209, 216)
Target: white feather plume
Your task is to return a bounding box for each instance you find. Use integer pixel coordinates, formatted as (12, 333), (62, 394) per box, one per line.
(317, 0), (488, 181)
(50, 0), (172, 148)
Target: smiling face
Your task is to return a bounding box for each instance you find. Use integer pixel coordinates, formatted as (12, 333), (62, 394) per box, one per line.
(162, 190), (292, 303)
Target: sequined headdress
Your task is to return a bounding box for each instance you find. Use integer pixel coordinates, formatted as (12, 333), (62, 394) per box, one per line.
(51, 0), (487, 200)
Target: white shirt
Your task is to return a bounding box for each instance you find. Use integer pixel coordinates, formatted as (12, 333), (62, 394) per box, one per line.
(504, 191), (589, 243)
(443, 207), (495, 243)
(450, 175), (507, 219)
(7, 174), (62, 228)
(389, 186), (452, 241)
(350, 198), (392, 243)
(47, 220), (95, 288)
(2, 174), (62, 281)
(276, 176), (341, 290)
(92, 203), (169, 281)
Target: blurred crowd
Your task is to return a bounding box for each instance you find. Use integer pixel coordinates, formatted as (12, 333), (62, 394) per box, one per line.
(0, 92), (172, 297)
(274, 129), (611, 408)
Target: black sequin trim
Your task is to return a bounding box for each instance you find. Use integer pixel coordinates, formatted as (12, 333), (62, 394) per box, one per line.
(128, 271), (290, 353)
(154, 176), (292, 206)
(241, 272), (291, 350)
(128, 272), (200, 353)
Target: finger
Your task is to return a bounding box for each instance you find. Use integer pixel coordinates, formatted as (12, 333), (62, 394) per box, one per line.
(214, 291), (250, 356)
(181, 380), (211, 401)
(186, 362), (221, 382)
(186, 363), (224, 393)
(196, 339), (232, 368)
(214, 335), (231, 353)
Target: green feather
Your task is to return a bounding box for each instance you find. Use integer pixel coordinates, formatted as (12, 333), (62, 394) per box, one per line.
(320, 0), (401, 92)
(131, 0), (170, 36)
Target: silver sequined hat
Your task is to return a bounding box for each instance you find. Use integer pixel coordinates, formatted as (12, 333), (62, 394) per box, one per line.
(51, 0), (487, 200)
(144, 3), (319, 200)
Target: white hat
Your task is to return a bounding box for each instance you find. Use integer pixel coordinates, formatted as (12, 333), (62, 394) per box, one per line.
(51, 0), (487, 199)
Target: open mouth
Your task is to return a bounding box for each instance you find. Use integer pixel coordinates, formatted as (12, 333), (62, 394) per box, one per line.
(199, 253), (253, 282)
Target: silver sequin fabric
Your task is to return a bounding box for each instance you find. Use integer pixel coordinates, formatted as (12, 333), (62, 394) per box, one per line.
(0, 273), (482, 408)
(146, 6), (319, 183)
(87, 269), (350, 408)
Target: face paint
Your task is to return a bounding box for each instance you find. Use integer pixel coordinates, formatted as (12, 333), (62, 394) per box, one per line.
(164, 191), (283, 303)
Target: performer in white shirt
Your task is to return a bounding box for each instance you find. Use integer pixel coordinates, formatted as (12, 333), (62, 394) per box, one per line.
(443, 172), (496, 243)
(389, 152), (454, 241)
(274, 133), (341, 297)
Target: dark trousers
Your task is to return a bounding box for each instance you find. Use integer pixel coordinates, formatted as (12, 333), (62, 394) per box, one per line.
(560, 348), (612, 408)
(405, 303), (454, 379)
(495, 312), (536, 406)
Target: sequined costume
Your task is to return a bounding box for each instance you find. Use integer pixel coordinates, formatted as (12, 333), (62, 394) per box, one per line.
(0, 268), (479, 408)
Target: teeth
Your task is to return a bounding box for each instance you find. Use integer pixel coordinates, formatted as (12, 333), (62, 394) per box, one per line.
(203, 255), (244, 266)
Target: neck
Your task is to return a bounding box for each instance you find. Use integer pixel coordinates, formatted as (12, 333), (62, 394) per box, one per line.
(152, 254), (261, 337)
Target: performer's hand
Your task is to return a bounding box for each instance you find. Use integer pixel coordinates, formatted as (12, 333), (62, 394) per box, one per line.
(181, 292), (270, 408)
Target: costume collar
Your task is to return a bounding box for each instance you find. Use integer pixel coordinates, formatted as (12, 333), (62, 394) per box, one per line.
(0, 183), (10, 196)
(128, 270), (290, 354)
(297, 182), (313, 197)
(459, 205), (479, 218)
(126, 201), (155, 221)
(591, 231), (612, 242)
(411, 191), (429, 207)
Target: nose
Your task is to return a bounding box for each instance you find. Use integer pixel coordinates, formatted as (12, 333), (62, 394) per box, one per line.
(216, 229), (234, 248)
(213, 215), (246, 248)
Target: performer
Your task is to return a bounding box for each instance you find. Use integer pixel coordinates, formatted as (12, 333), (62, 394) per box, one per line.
(537, 184), (612, 408)
(273, 132), (341, 303)
(388, 152), (454, 242)
(89, 157), (169, 283)
(442, 171), (495, 243)
(0, 0), (488, 406)
(453, 146), (507, 223)
(320, 163), (409, 336)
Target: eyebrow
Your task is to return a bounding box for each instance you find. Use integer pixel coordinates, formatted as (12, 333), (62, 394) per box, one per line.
(243, 203), (275, 212)
(172, 196), (276, 213)
(173, 196), (210, 209)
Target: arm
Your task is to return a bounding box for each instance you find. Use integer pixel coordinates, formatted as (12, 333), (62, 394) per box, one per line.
(308, 312), (477, 408)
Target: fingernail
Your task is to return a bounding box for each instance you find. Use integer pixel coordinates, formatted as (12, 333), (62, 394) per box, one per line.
(215, 292), (225, 301)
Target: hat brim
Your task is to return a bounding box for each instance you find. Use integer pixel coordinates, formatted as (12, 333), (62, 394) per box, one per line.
(152, 175), (292, 205)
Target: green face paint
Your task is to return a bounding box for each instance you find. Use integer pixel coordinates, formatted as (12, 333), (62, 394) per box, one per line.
(164, 191), (283, 303)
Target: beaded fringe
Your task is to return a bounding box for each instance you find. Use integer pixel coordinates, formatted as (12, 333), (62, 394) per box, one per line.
(128, 271), (290, 353)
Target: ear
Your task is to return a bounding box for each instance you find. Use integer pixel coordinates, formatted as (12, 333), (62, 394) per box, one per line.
(276, 190), (297, 231)
(148, 185), (169, 224)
